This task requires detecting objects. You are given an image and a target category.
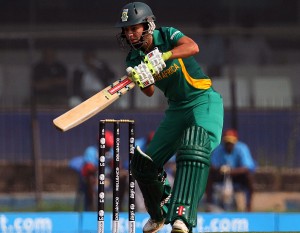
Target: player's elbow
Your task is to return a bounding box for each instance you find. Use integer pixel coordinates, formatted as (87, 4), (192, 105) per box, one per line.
(192, 42), (199, 55)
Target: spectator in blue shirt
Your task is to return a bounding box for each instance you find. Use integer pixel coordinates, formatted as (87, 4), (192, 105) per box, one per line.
(206, 129), (256, 212)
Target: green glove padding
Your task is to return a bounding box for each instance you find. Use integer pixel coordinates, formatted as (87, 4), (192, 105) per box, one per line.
(126, 64), (155, 88)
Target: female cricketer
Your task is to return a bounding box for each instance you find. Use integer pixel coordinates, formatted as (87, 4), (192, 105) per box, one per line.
(115, 2), (224, 233)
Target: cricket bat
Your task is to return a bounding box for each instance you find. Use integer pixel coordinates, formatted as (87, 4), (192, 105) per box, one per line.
(53, 76), (135, 132)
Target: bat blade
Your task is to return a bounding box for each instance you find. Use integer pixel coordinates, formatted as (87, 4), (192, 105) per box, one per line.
(53, 76), (135, 132)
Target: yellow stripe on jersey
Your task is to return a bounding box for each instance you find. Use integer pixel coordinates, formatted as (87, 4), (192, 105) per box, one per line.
(178, 58), (212, 89)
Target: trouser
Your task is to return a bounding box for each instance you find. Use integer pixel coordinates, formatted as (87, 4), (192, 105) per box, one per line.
(135, 88), (223, 228)
(146, 88), (224, 166)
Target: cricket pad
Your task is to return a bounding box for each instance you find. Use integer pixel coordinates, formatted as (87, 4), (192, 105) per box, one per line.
(131, 146), (171, 221)
(166, 125), (211, 230)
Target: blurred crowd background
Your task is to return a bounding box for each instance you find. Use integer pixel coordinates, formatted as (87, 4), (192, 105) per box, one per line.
(0, 0), (300, 210)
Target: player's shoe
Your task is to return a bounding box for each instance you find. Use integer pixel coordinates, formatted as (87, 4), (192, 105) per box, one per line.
(171, 219), (189, 233)
(143, 218), (165, 233)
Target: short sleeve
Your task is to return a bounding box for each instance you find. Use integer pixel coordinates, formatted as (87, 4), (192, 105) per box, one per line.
(238, 143), (256, 172)
(166, 27), (185, 45)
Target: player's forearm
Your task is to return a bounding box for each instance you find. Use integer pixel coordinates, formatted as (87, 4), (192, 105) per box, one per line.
(141, 85), (154, 97)
(170, 45), (199, 59)
(169, 36), (199, 59)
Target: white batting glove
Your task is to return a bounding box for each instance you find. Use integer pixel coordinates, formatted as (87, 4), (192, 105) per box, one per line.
(143, 48), (167, 75)
(126, 62), (155, 89)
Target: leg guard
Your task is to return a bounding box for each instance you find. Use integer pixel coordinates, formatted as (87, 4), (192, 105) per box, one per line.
(166, 125), (211, 231)
(131, 146), (171, 221)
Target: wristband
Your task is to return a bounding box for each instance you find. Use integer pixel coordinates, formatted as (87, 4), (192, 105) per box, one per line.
(162, 51), (172, 61)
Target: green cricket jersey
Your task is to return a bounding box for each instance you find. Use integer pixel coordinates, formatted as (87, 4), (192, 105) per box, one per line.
(126, 26), (223, 166)
(126, 27), (212, 104)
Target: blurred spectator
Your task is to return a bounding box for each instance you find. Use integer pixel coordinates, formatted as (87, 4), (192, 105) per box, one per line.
(206, 129), (256, 212)
(195, 13), (225, 77)
(32, 48), (68, 107)
(70, 49), (115, 106)
(227, 16), (272, 66)
(69, 130), (114, 211)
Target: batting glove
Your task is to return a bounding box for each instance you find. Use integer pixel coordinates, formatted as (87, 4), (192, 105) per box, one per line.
(126, 62), (155, 89)
(143, 48), (172, 75)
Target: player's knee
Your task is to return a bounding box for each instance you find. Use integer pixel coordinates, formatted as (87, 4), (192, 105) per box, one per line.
(177, 125), (211, 165)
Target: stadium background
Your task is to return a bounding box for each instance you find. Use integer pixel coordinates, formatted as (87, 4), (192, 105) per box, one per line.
(0, 0), (300, 231)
